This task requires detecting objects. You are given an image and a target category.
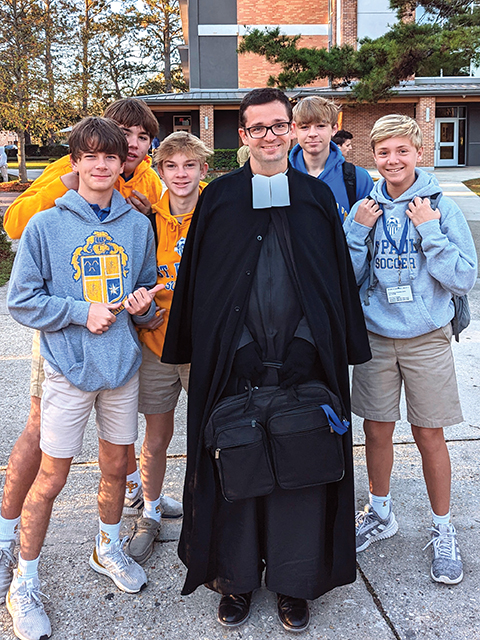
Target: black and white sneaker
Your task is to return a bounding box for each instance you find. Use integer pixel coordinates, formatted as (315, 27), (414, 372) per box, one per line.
(355, 503), (398, 553)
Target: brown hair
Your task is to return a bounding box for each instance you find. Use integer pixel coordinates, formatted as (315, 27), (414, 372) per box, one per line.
(292, 96), (339, 127)
(239, 88), (292, 128)
(69, 117), (128, 163)
(103, 98), (159, 140)
(155, 132), (212, 168)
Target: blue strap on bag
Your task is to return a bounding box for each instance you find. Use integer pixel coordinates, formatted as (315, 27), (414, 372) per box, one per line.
(320, 405), (350, 435)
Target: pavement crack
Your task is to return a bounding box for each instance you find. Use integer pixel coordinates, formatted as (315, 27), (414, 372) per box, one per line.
(356, 561), (402, 640)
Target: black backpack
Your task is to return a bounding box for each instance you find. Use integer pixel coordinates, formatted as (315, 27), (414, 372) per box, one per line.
(342, 161), (357, 210)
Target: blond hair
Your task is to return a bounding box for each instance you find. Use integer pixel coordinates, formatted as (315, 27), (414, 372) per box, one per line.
(370, 114), (423, 151)
(155, 132), (212, 168)
(292, 96), (339, 127)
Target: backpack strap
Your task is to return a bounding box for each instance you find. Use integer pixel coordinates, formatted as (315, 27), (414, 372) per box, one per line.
(342, 161), (357, 210)
(147, 211), (159, 250)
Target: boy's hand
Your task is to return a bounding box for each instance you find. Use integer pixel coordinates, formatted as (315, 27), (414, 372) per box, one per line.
(60, 172), (80, 191)
(354, 198), (382, 228)
(87, 302), (122, 334)
(126, 190), (153, 216)
(141, 306), (167, 331)
(125, 283), (164, 316)
(406, 197), (441, 227)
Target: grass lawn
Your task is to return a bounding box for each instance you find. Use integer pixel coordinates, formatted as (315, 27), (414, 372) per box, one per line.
(0, 230), (15, 287)
(464, 178), (480, 196)
(7, 160), (50, 170)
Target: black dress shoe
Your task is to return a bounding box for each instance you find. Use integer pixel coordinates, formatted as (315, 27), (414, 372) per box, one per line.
(217, 592), (253, 627)
(276, 593), (310, 632)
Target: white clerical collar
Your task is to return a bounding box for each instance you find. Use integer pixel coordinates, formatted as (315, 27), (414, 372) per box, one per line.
(251, 171), (290, 209)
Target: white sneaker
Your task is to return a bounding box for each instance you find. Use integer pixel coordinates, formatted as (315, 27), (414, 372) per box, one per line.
(424, 523), (463, 585)
(0, 539), (16, 603)
(6, 572), (51, 640)
(159, 494), (183, 519)
(123, 487), (145, 516)
(355, 503), (398, 552)
(89, 535), (147, 593)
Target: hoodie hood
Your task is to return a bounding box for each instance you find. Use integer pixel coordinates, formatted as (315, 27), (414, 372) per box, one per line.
(55, 188), (133, 224)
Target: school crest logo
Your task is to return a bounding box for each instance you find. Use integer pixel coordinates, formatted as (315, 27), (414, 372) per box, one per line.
(174, 237), (186, 257)
(385, 216), (401, 236)
(71, 231), (129, 304)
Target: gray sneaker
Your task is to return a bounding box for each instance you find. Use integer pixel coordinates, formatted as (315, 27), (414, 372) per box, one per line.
(423, 523), (463, 584)
(89, 535), (147, 593)
(355, 503), (398, 552)
(6, 572), (51, 640)
(123, 487), (145, 516)
(0, 540), (16, 604)
(126, 517), (161, 564)
(159, 494), (183, 519)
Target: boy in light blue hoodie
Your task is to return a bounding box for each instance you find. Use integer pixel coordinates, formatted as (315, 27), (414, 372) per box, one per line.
(344, 114), (477, 586)
(6, 117), (161, 640)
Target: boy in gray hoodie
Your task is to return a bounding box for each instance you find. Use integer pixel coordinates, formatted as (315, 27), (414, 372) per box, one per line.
(344, 114), (477, 586)
(6, 117), (161, 640)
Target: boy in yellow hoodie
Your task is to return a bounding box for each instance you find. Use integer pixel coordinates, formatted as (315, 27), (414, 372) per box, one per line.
(0, 99), (163, 599)
(125, 132), (212, 564)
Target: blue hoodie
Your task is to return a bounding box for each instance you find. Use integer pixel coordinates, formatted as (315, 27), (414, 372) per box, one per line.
(343, 169), (477, 339)
(8, 189), (157, 391)
(289, 141), (374, 221)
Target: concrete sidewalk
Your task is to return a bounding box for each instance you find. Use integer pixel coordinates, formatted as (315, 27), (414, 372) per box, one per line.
(1, 171), (480, 639)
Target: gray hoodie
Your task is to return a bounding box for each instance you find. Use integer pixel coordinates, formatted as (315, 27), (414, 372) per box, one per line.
(8, 189), (157, 391)
(344, 168), (477, 338)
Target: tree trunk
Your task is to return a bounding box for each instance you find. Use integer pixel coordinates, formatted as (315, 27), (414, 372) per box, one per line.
(45, 0), (56, 144)
(17, 131), (28, 183)
(164, 14), (172, 93)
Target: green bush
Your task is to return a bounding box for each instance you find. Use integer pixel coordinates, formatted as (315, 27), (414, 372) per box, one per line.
(208, 149), (239, 171)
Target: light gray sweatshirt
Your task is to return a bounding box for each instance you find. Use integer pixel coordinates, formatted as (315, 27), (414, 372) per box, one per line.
(343, 168), (477, 338)
(8, 189), (157, 391)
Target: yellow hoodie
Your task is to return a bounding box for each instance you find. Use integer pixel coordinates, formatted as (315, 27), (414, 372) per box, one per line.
(138, 182), (206, 358)
(3, 154), (163, 239)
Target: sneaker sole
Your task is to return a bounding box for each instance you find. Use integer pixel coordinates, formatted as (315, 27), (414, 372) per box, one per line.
(431, 568), (464, 585)
(88, 554), (147, 594)
(356, 515), (399, 553)
(6, 593), (51, 640)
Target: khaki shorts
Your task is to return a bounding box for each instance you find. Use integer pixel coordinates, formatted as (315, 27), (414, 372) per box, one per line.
(30, 331), (45, 398)
(352, 325), (463, 428)
(138, 343), (190, 415)
(40, 361), (139, 458)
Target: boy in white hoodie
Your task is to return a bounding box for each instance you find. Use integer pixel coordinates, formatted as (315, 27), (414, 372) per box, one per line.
(344, 114), (477, 585)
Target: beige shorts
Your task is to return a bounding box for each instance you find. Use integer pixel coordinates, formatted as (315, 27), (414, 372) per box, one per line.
(40, 361), (139, 458)
(351, 325), (463, 428)
(30, 331), (45, 398)
(138, 343), (190, 415)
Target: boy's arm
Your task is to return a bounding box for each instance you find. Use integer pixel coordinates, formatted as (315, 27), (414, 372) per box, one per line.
(3, 156), (73, 239)
(344, 199), (382, 285)
(408, 197), (478, 295)
(7, 223), (91, 331)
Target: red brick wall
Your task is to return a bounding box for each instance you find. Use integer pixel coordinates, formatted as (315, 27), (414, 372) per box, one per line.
(341, 102), (417, 168)
(199, 104), (214, 149)
(415, 96), (435, 167)
(341, 0), (357, 47)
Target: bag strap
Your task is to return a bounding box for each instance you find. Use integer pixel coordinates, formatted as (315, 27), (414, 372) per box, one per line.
(342, 161), (357, 210)
(147, 211), (159, 250)
(320, 404), (350, 434)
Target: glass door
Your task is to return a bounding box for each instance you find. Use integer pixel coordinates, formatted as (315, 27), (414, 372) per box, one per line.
(435, 118), (458, 167)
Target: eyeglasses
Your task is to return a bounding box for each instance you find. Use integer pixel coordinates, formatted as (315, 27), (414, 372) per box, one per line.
(244, 122), (292, 139)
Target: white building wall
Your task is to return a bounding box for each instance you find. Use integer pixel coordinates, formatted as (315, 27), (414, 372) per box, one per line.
(357, 0), (397, 40)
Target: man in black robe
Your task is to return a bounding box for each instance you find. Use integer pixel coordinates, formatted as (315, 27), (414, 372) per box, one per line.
(162, 88), (371, 632)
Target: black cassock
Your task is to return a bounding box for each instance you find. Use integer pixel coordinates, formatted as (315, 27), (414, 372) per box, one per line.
(162, 161), (371, 598)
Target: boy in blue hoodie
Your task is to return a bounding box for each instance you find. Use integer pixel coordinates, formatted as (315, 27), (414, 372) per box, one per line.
(289, 96), (373, 221)
(344, 114), (477, 585)
(6, 117), (161, 640)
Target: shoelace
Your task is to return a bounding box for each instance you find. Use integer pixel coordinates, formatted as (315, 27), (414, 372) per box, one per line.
(14, 582), (49, 613)
(422, 527), (457, 558)
(355, 509), (376, 528)
(101, 536), (134, 569)
(0, 547), (15, 568)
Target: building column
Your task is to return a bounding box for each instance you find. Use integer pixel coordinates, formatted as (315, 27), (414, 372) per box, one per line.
(342, 0), (358, 47)
(417, 96), (435, 168)
(199, 104), (214, 149)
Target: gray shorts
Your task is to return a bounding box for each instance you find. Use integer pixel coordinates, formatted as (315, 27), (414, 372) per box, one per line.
(138, 343), (190, 415)
(351, 325), (463, 428)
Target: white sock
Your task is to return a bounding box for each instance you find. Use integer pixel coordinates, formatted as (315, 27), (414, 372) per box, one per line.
(125, 469), (142, 499)
(98, 519), (121, 551)
(0, 514), (20, 543)
(432, 510), (451, 527)
(369, 492), (391, 520)
(17, 553), (40, 581)
(143, 497), (162, 523)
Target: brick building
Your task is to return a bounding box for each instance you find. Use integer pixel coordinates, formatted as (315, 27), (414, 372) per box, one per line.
(142, 0), (480, 168)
